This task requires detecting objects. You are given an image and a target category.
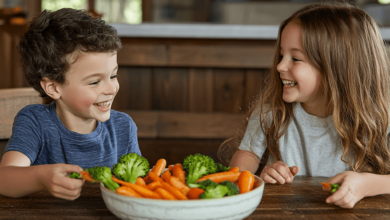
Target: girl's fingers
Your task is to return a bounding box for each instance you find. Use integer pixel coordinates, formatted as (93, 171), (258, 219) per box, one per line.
(261, 172), (277, 184)
(267, 168), (287, 184)
(326, 184), (348, 203)
(271, 163), (293, 183)
(334, 191), (354, 209)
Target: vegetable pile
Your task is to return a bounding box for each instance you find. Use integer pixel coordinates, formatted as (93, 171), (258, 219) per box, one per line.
(69, 153), (256, 200)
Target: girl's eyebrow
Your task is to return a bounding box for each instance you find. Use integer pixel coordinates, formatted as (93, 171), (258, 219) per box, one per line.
(82, 65), (118, 81)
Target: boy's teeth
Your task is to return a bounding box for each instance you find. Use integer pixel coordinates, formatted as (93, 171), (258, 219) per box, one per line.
(95, 101), (111, 106)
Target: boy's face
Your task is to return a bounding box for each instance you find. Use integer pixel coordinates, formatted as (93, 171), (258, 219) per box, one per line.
(56, 52), (119, 125)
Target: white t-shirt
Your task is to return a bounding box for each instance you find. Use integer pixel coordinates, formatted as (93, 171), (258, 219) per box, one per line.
(239, 103), (350, 177)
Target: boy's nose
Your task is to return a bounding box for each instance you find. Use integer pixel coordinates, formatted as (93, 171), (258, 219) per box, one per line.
(105, 81), (118, 95)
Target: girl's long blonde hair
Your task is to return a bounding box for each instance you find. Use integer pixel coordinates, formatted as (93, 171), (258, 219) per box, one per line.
(218, 3), (390, 174)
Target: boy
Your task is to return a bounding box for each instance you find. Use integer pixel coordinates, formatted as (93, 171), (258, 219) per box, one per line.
(0, 8), (140, 200)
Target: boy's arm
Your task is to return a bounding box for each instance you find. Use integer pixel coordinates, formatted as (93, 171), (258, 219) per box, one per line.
(229, 150), (259, 174)
(0, 151), (84, 199)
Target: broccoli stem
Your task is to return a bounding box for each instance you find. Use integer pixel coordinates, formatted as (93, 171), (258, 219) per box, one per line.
(104, 179), (120, 191)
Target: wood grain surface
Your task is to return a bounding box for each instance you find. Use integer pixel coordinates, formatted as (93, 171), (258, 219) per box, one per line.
(1, 176), (390, 219)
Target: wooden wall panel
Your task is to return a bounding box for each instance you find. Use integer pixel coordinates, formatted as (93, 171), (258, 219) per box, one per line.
(213, 69), (245, 113)
(188, 68), (214, 112)
(0, 31), (12, 89)
(112, 67), (152, 110)
(244, 69), (268, 111)
(152, 68), (188, 111)
(117, 44), (167, 66)
(169, 44), (275, 68)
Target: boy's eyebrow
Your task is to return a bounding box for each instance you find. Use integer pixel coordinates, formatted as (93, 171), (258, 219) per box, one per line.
(82, 65), (118, 81)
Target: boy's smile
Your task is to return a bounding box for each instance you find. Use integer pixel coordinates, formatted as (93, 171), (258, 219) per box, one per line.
(54, 52), (119, 134)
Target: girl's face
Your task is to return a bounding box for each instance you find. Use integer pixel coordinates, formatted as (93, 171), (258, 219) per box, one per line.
(55, 52), (119, 132)
(277, 22), (326, 114)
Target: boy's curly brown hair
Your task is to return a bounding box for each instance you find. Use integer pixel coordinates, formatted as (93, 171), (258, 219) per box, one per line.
(18, 8), (122, 98)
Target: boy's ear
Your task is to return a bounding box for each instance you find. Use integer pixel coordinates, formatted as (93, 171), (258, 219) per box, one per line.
(40, 77), (61, 100)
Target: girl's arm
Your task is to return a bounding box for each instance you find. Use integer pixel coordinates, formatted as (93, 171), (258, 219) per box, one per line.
(229, 150), (260, 174)
(0, 151), (84, 200)
(325, 171), (390, 208)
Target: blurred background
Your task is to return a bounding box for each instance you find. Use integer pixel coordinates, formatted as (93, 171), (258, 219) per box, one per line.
(1, 0), (390, 167)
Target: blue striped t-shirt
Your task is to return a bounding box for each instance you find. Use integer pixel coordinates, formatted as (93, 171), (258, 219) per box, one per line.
(4, 102), (141, 169)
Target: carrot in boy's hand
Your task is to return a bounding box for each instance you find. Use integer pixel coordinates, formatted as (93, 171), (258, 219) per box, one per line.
(81, 171), (96, 183)
(320, 182), (339, 193)
(154, 187), (177, 200)
(196, 171), (241, 183)
(116, 186), (143, 198)
(172, 163), (186, 184)
(237, 171), (255, 194)
(187, 187), (205, 200)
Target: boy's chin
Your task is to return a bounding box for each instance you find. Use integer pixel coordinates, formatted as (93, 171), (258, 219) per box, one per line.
(95, 113), (111, 122)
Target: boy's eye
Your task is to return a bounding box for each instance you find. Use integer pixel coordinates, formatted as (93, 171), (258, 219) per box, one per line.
(110, 74), (118, 79)
(89, 81), (99, 85)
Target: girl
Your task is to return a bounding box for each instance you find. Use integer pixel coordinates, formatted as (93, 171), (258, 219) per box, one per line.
(220, 3), (390, 208)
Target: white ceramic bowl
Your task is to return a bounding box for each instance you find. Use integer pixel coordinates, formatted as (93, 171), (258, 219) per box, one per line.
(100, 176), (264, 220)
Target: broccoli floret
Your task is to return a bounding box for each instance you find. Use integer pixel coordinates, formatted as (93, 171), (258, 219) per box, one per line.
(219, 181), (239, 196)
(188, 179), (218, 189)
(182, 153), (217, 185)
(112, 153), (150, 184)
(216, 163), (230, 172)
(68, 172), (81, 179)
(199, 184), (229, 199)
(88, 166), (119, 191)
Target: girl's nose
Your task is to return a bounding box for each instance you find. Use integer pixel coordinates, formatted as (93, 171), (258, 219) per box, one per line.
(277, 58), (288, 73)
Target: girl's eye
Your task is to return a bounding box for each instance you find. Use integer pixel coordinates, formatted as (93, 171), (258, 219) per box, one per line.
(293, 57), (301, 61)
(110, 74), (117, 79)
(89, 81), (99, 85)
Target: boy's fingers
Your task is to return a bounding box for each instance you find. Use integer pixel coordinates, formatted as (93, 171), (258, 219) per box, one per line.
(61, 164), (83, 174)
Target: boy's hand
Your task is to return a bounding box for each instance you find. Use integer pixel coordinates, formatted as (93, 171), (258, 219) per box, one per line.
(39, 164), (85, 200)
(324, 171), (370, 209)
(260, 161), (299, 184)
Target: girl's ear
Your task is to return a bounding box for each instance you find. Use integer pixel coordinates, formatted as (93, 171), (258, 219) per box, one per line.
(40, 77), (61, 100)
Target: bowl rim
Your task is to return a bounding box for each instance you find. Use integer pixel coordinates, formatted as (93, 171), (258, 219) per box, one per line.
(100, 175), (264, 204)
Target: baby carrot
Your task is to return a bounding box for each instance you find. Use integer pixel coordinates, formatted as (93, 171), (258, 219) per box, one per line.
(187, 187), (205, 200)
(237, 171), (255, 194)
(155, 187), (177, 200)
(161, 181), (188, 200)
(148, 171), (163, 183)
(116, 186), (143, 198)
(172, 163), (186, 184)
(127, 183), (162, 199)
(147, 181), (162, 191)
(136, 177), (146, 187)
(144, 159), (167, 183)
(81, 171), (96, 183)
(196, 171), (241, 183)
(161, 169), (172, 182)
(229, 167), (240, 172)
(169, 176), (190, 195)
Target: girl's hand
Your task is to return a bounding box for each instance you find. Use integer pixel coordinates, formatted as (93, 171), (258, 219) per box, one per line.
(324, 171), (370, 208)
(260, 161), (299, 184)
(39, 164), (85, 200)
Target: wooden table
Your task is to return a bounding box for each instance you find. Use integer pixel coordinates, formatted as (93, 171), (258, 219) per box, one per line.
(1, 176), (389, 219)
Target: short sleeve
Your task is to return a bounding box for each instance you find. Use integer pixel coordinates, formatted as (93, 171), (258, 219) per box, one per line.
(128, 119), (141, 156)
(4, 108), (42, 164)
(238, 105), (268, 162)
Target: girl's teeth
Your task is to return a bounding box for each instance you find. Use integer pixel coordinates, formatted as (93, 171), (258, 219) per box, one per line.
(282, 80), (297, 87)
